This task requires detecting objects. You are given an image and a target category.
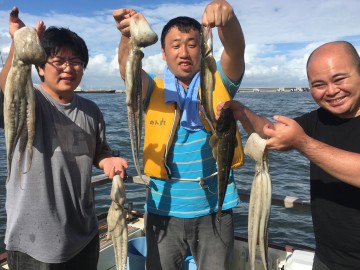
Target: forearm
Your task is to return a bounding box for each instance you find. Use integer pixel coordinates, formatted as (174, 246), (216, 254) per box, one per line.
(221, 100), (271, 137)
(118, 36), (149, 98)
(239, 105), (272, 137)
(2, 6), (25, 93)
(298, 136), (360, 188)
(218, 16), (245, 81)
(0, 43), (14, 93)
(118, 36), (130, 81)
(218, 16), (245, 60)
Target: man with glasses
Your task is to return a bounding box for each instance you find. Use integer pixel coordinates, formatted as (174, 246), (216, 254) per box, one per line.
(0, 7), (128, 270)
(46, 59), (84, 70)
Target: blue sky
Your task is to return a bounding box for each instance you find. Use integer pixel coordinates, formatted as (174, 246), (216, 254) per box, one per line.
(1, 0), (360, 89)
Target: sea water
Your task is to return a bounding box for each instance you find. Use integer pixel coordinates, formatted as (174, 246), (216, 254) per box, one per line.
(0, 91), (318, 253)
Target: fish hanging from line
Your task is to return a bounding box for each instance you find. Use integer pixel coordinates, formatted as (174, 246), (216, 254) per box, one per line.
(245, 132), (272, 270)
(209, 108), (237, 220)
(201, 25), (238, 221)
(125, 14), (158, 183)
(200, 25), (216, 125)
(4, 26), (46, 179)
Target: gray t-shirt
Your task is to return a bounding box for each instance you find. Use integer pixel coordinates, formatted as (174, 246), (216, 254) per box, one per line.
(4, 87), (111, 263)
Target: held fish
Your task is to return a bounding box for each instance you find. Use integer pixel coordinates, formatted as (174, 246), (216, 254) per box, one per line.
(3, 27), (46, 178)
(209, 108), (237, 220)
(245, 133), (272, 270)
(125, 15), (157, 182)
(200, 25), (217, 124)
(107, 175), (128, 270)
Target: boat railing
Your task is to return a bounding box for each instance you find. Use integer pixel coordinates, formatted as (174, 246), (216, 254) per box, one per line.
(92, 174), (314, 254)
(0, 174), (312, 267)
(92, 173), (310, 211)
(91, 173), (150, 204)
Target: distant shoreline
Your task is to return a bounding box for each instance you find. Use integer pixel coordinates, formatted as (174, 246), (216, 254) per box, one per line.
(76, 87), (309, 94)
(237, 87), (309, 92)
(75, 89), (120, 94)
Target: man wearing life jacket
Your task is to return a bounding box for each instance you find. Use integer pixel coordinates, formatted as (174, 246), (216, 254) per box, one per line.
(113, 1), (245, 269)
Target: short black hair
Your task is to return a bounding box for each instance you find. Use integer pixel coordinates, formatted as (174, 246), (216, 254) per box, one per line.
(161, 16), (201, 49)
(39, 26), (89, 68)
(36, 27), (89, 81)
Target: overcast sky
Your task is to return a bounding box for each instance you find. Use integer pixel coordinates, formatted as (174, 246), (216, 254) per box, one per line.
(1, 0), (359, 90)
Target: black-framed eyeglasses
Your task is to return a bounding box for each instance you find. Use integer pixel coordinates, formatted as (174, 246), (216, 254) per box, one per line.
(47, 59), (84, 71)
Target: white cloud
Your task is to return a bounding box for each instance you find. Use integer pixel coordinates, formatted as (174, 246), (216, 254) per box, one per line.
(1, 0), (360, 88)
(143, 53), (165, 77)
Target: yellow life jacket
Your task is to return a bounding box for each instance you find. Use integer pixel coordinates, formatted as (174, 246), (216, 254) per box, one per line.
(143, 71), (244, 179)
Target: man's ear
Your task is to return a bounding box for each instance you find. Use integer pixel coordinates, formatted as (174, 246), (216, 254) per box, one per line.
(36, 65), (45, 82)
(161, 48), (166, 61)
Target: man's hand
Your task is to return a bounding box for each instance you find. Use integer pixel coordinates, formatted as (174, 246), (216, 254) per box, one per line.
(9, 7), (46, 40)
(112, 8), (137, 38)
(202, 0), (235, 27)
(99, 156), (129, 180)
(35, 20), (46, 40)
(9, 7), (25, 39)
(264, 115), (307, 151)
(216, 100), (245, 121)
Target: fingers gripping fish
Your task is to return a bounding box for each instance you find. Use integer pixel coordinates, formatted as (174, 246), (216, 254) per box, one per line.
(4, 27), (46, 179)
(209, 108), (237, 220)
(200, 25), (216, 124)
(107, 175), (128, 270)
(245, 133), (272, 270)
(125, 15), (157, 182)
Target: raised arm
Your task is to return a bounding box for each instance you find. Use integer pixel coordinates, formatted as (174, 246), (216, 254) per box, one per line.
(113, 8), (135, 81)
(1, 7), (25, 93)
(0, 7), (45, 94)
(112, 8), (150, 98)
(202, 0), (245, 82)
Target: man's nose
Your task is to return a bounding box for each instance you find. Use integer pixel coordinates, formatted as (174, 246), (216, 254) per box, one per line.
(179, 45), (189, 57)
(326, 83), (340, 95)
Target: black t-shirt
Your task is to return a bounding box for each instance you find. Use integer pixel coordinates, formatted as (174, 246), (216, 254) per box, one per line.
(296, 108), (360, 270)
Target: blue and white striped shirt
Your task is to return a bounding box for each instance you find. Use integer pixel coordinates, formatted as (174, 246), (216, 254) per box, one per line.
(145, 62), (243, 218)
